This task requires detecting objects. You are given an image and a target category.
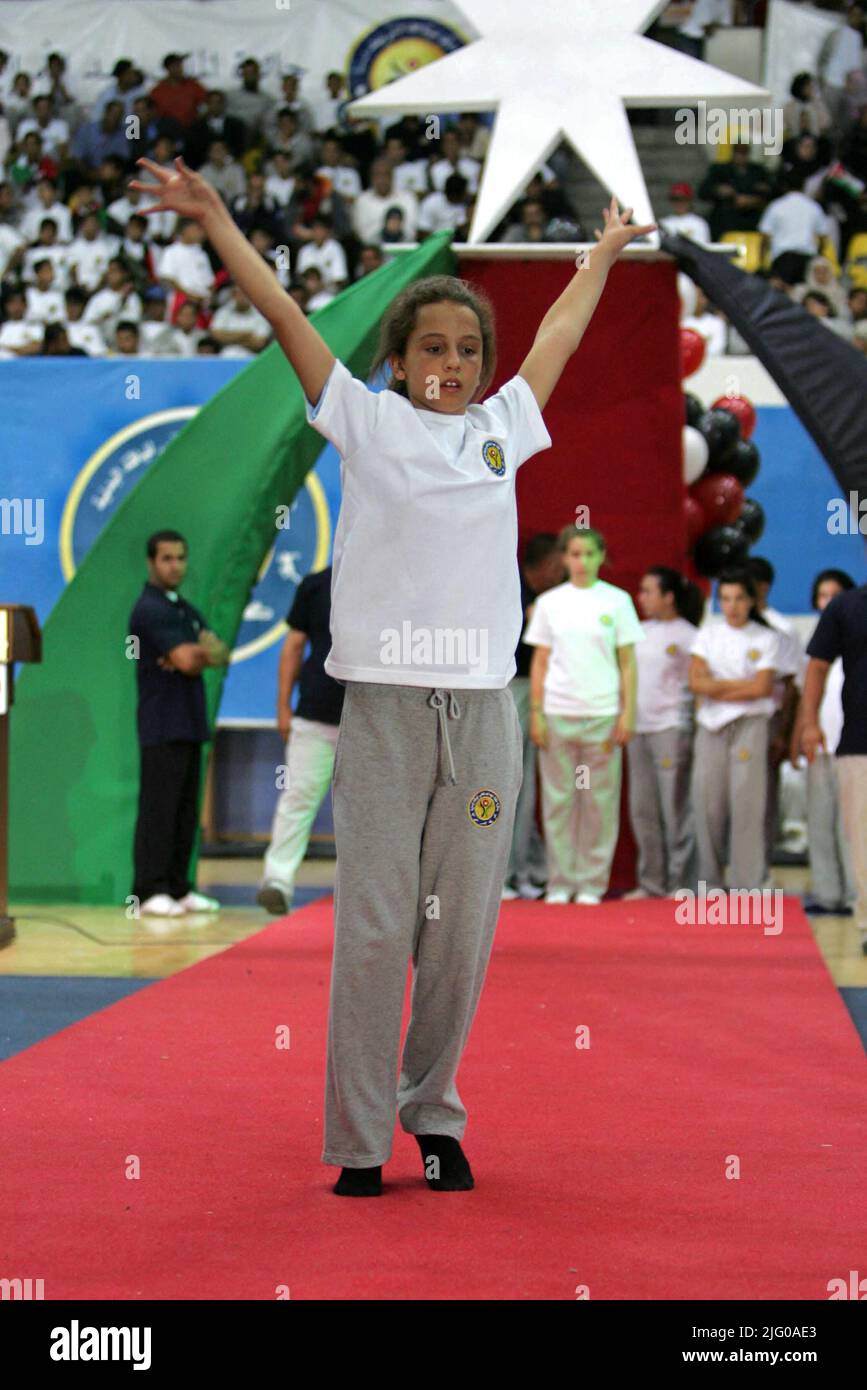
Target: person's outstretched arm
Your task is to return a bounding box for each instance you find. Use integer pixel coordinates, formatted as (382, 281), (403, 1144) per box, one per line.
(131, 157), (335, 405)
(518, 196), (656, 412)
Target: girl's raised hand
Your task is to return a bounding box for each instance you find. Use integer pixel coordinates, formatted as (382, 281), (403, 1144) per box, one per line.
(130, 156), (222, 223)
(593, 195), (656, 259)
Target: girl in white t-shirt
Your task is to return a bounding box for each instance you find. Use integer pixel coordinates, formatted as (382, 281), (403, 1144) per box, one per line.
(689, 569), (780, 891)
(792, 568), (856, 914)
(626, 567), (705, 899)
(132, 155), (654, 1198)
(524, 526), (643, 905)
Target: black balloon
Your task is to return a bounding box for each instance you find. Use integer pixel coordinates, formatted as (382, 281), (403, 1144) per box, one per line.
(734, 497), (765, 543)
(693, 525), (749, 577)
(685, 392), (704, 428)
(725, 439), (760, 488)
(700, 408), (741, 467)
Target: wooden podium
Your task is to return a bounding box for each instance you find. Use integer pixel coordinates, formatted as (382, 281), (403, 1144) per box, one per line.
(0, 605), (41, 947)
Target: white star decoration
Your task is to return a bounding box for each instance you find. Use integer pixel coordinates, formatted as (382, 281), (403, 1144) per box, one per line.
(349, 0), (770, 243)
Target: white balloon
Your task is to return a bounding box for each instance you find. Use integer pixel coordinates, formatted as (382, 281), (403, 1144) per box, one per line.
(678, 272), (697, 321)
(683, 425), (709, 484)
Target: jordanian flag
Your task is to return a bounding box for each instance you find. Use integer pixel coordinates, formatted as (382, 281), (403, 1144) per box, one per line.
(10, 233), (456, 905)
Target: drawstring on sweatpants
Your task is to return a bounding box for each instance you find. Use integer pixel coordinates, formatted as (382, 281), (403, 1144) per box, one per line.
(427, 688), (461, 785)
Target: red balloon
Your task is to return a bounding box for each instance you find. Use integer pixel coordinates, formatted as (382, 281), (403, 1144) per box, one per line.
(690, 472), (745, 528)
(684, 494), (705, 545)
(711, 394), (757, 439)
(680, 327), (706, 379)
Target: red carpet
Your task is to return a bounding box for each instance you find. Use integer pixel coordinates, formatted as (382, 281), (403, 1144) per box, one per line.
(1, 898), (865, 1300)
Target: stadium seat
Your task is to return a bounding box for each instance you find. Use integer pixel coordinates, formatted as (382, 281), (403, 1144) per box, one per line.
(721, 230), (764, 273)
(844, 232), (867, 288)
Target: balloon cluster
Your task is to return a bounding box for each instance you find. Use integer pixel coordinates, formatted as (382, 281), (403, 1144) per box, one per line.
(680, 329), (764, 578)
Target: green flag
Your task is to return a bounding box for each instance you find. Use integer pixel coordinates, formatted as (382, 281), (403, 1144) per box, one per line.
(10, 233), (457, 905)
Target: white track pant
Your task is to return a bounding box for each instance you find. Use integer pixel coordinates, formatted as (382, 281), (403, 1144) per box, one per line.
(262, 716), (339, 901)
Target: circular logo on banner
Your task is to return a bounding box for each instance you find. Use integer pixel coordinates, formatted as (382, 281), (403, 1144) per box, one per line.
(347, 17), (466, 97)
(482, 440), (506, 476)
(468, 789), (501, 826)
(59, 408), (330, 663)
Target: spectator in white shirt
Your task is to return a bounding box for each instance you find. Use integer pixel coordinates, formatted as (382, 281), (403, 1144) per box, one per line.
(676, 0), (733, 60)
(17, 92), (69, 162)
(456, 112), (490, 162)
(83, 257), (143, 338)
(22, 219), (70, 290)
(295, 213), (348, 292)
(210, 283), (272, 353)
(316, 135), (362, 205)
(20, 177), (73, 242)
(682, 286), (727, 356)
(107, 179), (177, 245)
(165, 300), (203, 356)
(64, 288), (108, 356)
(67, 213), (120, 293)
(0, 287), (43, 356)
(199, 139), (247, 205)
(138, 288), (177, 355)
(24, 259), (65, 324)
(263, 149), (296, 208)
(783, 73), (832, 141)
(758, 173), (831, 285)
(158, 219), (215, 313)
(121, 213), (152, 272)
(0, 219), (25, 279)
(351, 159), (419, 244)
(429, 128), (480, 195)
(385, 134), (430, 197)
(300, 266), (335, 312)
(309, 70), (347, 135)
(274, 72), (315, 135)
(93, 59), (147, 121)
(5, 72), (34, 132)
(823, 4), (866, 131)
(418, 173), (470, 239)
(659, 181), (712, 243)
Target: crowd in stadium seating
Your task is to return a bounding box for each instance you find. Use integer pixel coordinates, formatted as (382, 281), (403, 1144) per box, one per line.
(1, 2), (867, 357)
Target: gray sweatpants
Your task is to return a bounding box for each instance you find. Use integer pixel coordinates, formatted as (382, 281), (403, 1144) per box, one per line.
(506, 675), (547, 888)
(692, 715), (769, 891)
(324, 681), (523, 1167)
(627, 728), (695, 895)
(807, 753), (855, 909)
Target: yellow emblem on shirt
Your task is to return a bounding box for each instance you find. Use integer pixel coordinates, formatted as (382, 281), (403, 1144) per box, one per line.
(600, 614), (613, 626)
(482, 440), (506, 476)
(468, 789), (501, 826)
(665, 643), (679, 656)
(747, 648), (761, 661)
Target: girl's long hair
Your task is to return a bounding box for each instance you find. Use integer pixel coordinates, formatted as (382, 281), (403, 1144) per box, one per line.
(646, 565), (705, 626)
(369, 274), (497, 401)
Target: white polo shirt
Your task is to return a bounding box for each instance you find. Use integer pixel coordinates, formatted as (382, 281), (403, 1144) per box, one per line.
(635, 617), (696, 733)
(305, 358), (552, 687)
(296, 238), (348, 289)
(762, 605), (805, 710)
(691, 619), (779, 730)
(523, 580), (644, 718)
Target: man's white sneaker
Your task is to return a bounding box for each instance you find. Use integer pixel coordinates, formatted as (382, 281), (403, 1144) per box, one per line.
(177, 891), (220, 912)
(140, 894), (185, 918)
(544, 891), (571, 905)
(501, 885), (519, 901)
(517, 881), (545, 900)
(575, 893), (601, 906)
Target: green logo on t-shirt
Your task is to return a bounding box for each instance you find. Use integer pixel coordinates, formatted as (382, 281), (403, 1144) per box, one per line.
(600, 614), (613, 626)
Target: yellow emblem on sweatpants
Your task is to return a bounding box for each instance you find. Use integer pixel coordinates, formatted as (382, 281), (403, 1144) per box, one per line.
(660, 755), (673, 769)
(738, 748), (751, 761)
(468, 789), (501, 826)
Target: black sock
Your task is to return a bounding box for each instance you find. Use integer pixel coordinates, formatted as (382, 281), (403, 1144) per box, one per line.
(414, 1134), (474, 1191)
(333, 1165), (382, 1197)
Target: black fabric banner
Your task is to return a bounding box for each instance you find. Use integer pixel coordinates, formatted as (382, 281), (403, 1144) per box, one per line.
(661, 232), (867, 505)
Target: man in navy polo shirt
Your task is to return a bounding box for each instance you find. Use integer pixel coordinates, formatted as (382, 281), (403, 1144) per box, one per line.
(129, 530), (230, 918)
(800, 569), (867, 954)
